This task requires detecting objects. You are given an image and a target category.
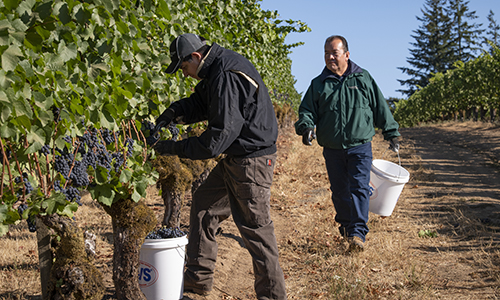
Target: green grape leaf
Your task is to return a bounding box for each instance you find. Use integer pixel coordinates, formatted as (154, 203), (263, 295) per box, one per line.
(60, 202), (79, 218)
(89, 185), (116, 207)
(119, 169), (133, 183)
(1, 45), (23, 72)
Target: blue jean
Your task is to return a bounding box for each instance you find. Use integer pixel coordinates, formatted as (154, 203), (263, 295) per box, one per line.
(322, 142), (372, 242)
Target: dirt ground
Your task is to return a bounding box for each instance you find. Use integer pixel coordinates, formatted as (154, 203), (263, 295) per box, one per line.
(180, 121), (500, 300)
(396, 122), (500, 299)
(1, 121), (500, 300)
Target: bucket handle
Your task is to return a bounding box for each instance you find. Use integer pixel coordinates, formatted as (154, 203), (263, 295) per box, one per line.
(381, 148), (403, 178)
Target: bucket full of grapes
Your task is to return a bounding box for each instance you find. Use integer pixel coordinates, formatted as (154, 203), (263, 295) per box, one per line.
(139, 227), (188, 300)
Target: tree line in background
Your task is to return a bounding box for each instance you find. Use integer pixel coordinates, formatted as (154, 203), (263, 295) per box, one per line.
(398, 0), (499, 96)
(394, 0), (499, 126)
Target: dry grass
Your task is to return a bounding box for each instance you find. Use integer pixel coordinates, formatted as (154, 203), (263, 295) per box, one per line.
(272, 128), (499, 299)
(0, 225), (40, 299)
(0, 195), (117, 300)
(272, 130), (440, 299)
(1, 125), (500, 299)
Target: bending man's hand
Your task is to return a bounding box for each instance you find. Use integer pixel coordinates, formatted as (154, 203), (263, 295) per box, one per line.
(155, 108), (175, 129)
(153, 140), (176, 156)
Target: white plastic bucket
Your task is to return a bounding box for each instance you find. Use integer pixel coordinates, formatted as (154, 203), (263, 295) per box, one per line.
(369, 159), (410, 216)
(139, 235), (188, 300)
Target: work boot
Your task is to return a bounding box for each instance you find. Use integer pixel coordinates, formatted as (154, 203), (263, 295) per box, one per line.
(183, 276), (212, 296)
(347, 236), (365, 253)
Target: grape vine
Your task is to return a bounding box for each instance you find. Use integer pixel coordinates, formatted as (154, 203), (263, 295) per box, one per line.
(0, 116), (159, 232)
(0, 0), (309, 297)
(394, 45), (500, 127)
(0, 0), (308, 236)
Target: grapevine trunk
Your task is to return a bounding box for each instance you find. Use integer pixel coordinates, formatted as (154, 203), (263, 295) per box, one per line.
(160, 184), (182, 228)
(41, 214), (105, 300)
(101, 198), (156, 300)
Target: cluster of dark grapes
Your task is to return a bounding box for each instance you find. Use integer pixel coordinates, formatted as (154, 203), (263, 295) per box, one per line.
(70, 161), (90, 187)
(142, 120), (161, 145)
(95, 144), (113, 171)
(41, 144), (51, 155)
(82, 150), (97, 169)
(111, 152), (125, 172)
(9, 122), (151, 232)
(11, 175), (38, 232)
(142, 120), (155, 132)
(101, 128), (116, 145)
(17, 203), (36, 232)
(168, 123), (180, 141)
(145, 226), (187, 239)
(14, 173), (33, 196)
(53, 180), (82, 205)
(142, 120), (180, 145)
(0, 148), (12, 162)
(78, 128), (100, 153)
(53, 150), (73, 180)
(35, 127), (133, 207)
(11, 173), (35, 232)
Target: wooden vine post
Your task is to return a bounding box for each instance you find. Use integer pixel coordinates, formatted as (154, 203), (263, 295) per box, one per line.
(36, 217), (51, 299)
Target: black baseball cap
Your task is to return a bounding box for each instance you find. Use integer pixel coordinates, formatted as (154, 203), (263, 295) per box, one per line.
(166, 33), (206, 74)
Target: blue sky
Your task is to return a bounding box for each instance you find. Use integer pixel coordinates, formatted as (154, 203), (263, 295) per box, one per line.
(259, 0), (500, 99)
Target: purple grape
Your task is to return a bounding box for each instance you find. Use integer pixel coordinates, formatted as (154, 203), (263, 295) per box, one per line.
(168, 123), (180, 141)
(145, 226), (187, 239)
(41, 145), (51, 155)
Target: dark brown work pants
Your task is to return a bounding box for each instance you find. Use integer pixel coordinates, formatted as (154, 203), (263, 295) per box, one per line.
(184, 153), (287, 300)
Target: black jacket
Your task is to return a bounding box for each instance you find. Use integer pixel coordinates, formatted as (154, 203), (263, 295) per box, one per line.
(170, 43), (278, 159)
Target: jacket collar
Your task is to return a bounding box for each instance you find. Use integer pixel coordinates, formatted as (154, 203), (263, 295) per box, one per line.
(195, 46), (213, 77)
(320, 60), (363, 82)
(197, 43), (221, 79)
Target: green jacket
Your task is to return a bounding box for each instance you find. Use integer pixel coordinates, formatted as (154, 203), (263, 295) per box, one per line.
(294, 61), (400, 149)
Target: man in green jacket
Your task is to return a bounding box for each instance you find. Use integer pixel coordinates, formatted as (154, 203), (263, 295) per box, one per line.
(294, 35), (400, 252)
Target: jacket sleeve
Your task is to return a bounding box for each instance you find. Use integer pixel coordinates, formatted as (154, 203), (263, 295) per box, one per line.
(173, 71), (246, 160)
(294, 82), (318, 136)
(367, 73), (400, 141)
(171, 81), (210, 124)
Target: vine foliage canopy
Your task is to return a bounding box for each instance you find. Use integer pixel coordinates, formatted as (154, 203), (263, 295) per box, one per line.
(0, 0), (309, 235)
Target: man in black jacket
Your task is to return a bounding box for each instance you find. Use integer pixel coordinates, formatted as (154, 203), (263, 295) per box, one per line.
(154, 33), (287, 300)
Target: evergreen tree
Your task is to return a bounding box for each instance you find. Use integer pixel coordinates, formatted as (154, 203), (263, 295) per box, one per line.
(398, 0), (453, 97)
(484, 10), (500, 53)
(446, 0), (484, 62)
